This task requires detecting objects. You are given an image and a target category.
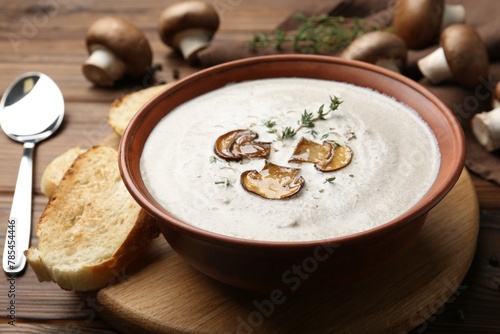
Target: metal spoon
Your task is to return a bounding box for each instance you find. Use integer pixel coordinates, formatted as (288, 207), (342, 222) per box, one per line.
(1, 72), (64, 275)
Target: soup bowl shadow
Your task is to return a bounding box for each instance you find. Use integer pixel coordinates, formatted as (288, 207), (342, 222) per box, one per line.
(119, 55), (465, 292)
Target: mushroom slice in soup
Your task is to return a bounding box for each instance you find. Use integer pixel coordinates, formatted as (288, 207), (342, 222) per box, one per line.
(316, 144), (353, 172)
(289, 137), (333, 164)
(241, 162), (304, 200)
(214, 129), (271, 161)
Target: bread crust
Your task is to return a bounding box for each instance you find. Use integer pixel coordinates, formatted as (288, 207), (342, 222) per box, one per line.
(40, 147), (86, 197)
(27, 146), (159, 292)
(108, 84), (169, 136)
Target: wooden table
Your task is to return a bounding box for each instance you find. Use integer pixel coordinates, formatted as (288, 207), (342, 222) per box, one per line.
(0, 1), (499, 333)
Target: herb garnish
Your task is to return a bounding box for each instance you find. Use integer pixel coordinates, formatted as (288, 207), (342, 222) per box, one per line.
(324, 176), (336, 184)
(265, 95), (343, 141)
(248, 13), (378, 54)
(215, 178), (232, 187)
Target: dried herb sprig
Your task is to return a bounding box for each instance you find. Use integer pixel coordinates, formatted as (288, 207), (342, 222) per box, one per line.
(265, 96), (343, 141)
(249, 13), (378, 54)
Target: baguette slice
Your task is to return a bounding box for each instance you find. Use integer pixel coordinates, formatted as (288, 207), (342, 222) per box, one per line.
(26, 146), (159, 292)
(40, 147), (86, 197)
(108, 84), (169, 136)
(40, 135), (121, 198)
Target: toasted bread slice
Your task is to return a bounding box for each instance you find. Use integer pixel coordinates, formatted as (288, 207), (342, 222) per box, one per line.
(108, 84), (169, 136)
(40, 147), (86, 197)
(26, 146), (159, 292)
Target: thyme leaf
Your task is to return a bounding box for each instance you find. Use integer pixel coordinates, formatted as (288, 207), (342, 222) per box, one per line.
(329, 96), (343, 111)
(324, 176), (336, 184)
(281, 126), (297, 140)
(215, 178), (232, 187)
(263, 119), (276, 128)
(300, 110), (315, 128)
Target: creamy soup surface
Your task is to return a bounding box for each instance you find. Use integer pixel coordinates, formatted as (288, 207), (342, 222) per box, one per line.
(141, 78), (440, 242)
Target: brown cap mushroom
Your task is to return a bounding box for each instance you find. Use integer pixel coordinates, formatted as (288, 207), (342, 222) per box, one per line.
(340, 31), (407, 73)
(417, 24), (489, 88)
(471, 82), (500, 152)
(393, 0), (466, 49)
(158, 1), (220, 63)
(82, 16), (153, 87)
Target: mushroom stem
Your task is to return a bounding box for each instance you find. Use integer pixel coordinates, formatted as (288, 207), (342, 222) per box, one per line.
(441, 4), (466, 30)
(471, 108), (500, 152)
(174, 28), (213, 63)
(417, 47), (452, 84)
(375, 59), (402, 73)
(493, 99), (500, 110)
(82, 45), (127, 87)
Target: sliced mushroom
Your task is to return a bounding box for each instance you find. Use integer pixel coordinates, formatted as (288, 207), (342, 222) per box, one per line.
(289, 137), (333, 164)
(158, 1), (220, 63)
(316, 144), (353, 172)
(214, 129), (271, 161)
(241, 162), (305, 200)
(417, 24), (489, 88)
(288, 137), (353, 172)
(393, 0), (466, 49)
(341, 31), (407, 73)
(471, 82), (500, 152)
(82, 16), (153, 87)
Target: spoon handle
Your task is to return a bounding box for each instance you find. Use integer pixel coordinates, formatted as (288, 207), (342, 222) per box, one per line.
(3, 141), (35, 275)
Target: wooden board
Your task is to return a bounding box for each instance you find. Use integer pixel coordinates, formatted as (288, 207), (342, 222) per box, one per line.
(95, 169), (479, 334)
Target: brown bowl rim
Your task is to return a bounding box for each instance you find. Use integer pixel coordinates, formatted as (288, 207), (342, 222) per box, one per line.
(119, 54), (465, 248)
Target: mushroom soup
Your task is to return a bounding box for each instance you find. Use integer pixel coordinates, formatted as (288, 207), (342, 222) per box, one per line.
(140, 78), (441, 242)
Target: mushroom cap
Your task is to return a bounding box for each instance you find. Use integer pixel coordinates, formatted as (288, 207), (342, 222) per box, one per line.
(86, 16), (153, 78)
(393, 0), (445, 49)
(341, 31), (407, 69)
(158, 1), (220, 47)
(441, 24), (489, 88)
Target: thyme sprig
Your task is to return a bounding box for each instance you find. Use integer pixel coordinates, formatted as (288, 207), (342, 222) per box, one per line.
(264, 95), (343, 141)
(248, 13), (378, 54)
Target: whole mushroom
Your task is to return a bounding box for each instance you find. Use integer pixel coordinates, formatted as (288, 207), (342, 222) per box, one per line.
(341, 31), (407, 73)
(158, 1), (220, 63)
(393, 0), (466, 49)
(82, 16), (153, 87)
(417, 24), (489, 88)
(471, 83), (500, 152)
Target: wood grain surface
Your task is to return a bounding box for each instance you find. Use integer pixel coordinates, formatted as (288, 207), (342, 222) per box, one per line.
(0, 1), (499, 333)
(95, 169), (479, 334)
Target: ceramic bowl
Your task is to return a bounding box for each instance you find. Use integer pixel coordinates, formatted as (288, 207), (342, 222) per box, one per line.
(119, 55), (465, 292)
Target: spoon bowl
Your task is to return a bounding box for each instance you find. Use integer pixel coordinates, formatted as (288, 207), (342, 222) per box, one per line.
(1, 72), (64, 275)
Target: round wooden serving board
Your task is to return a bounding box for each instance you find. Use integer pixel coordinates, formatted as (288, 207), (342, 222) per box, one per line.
(95, 169), (479, 334)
